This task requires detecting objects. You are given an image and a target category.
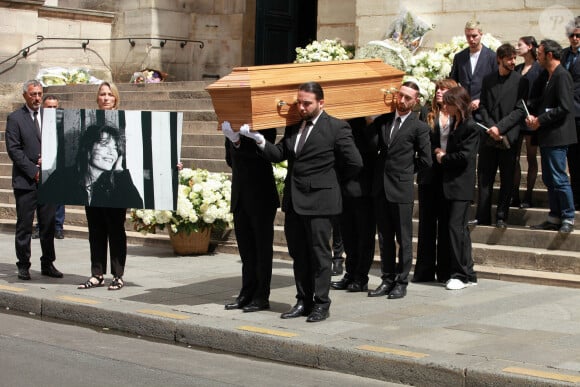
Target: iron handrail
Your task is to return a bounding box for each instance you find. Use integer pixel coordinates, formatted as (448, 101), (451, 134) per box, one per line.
(0, 35), (204, 66)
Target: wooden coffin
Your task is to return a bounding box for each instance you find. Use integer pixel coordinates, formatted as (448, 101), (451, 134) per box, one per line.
(205, 59), (405, 130)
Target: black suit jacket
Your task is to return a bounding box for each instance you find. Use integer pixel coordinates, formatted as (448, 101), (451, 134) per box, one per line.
(449, 45), (498, 101)
(226, 129), (280, 213)
(260, 111), (362, 216)
(562, 47), (580, 119)
(531, 64), (577, 147)
(440, 118), (480, 201)
(369, 111), (432, 203)
(6, 105), (43, 191)
(479, 70), (529, 145)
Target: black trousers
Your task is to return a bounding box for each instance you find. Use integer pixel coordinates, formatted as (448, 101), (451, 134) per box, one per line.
(415, 182), (450, 283)
(445, 199), (477, 283)
(476, 145), (518, 224)
(339, 196), (376, 284)
(233, 204), (277, 303)
(14, 188), (56, 269)
(284, 206), (333, 310)
(375, 194), (413, 285)
(85, 206), (127, 278)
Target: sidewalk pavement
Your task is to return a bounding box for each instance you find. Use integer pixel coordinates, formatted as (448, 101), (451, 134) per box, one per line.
(0, 232), (579, 386)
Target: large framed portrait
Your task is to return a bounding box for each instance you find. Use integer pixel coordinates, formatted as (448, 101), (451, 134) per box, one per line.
(39, 109), (182, 210)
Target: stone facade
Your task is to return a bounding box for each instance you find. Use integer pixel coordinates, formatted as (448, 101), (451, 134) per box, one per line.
(0, 0), (578, 86)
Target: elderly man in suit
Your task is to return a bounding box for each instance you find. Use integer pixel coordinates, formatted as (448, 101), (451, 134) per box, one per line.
(239, 81), (362, 322)
(366, 81), (432, 300)
(5, 80), (62, 280)
(527, 39), (577, 234)
(449, 20), (498, 119)
(471, 43), (529, 228)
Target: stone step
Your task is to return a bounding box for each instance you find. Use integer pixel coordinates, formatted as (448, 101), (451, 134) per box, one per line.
(44, 81), (214, 93)
(0, 218), (578, 287)
(48, 89), (211, 103)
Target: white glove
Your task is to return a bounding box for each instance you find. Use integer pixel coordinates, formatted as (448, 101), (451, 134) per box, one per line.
(239, 124), (265, 144)
(221, 121), (240, 143)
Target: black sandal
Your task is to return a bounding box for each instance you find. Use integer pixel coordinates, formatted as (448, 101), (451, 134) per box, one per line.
(108, 277), (124, 291)
(78, 276), (104, 289)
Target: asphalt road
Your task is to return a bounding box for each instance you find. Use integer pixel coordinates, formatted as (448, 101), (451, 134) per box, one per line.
(0, 310), (402, 387)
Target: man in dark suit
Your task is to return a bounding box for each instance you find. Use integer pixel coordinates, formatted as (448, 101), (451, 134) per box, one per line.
(449, 20), (498, 119)
(367, 81), (432, 300)
(221, 122), (279, 312)
(239, 81), (362, 322)
(527, 39), (577, 234)
(5, 80), (62, 280)
(330, 117), (377, 293)
(472, 43), (529, 228)
(562, 17), (580, 210)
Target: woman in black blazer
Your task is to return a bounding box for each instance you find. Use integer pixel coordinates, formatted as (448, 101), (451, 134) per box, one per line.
(434, 87), (480, 290)
(414, 78), (458, 284)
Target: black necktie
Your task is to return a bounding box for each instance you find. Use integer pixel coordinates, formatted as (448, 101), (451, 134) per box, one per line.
(388, 117), (401, 145)
(296, 120), (312, 155)
(33, 111), (41, 135)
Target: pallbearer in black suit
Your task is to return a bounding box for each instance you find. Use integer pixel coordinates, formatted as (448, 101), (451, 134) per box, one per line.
(221, 121), (279, 312)
(435, 87), (480, 290)
(331, 117), (377, 292)
(5, 80), (62, 280)
(239, 82), (362, 322)
(367, 81), (432, 300)
(472, 43), (529, 228)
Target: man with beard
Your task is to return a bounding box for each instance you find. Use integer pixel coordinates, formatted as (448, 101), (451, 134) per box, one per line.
(366, 81), (432, 300)
(239, 81), (362, 322)
(471, 43), (529, 228)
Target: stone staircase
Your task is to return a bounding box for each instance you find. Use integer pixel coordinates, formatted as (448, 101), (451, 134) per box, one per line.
(0, 81), (578, 288)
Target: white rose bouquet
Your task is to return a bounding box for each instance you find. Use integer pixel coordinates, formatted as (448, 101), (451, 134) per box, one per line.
(131, 167), (233, 236)
(294, 39), (352, 63)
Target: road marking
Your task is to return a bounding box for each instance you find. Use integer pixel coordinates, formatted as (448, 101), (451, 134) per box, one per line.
(57, 296), (101, 305)
(0, 284), (27, 292)
(503, 366), (580, 383)
(237, 325), (299, 338)
(356, 345), (430, 359)
(137, 309), (191, 320)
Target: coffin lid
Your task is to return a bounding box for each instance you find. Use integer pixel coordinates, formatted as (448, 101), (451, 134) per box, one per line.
(206, 59), (405, 130)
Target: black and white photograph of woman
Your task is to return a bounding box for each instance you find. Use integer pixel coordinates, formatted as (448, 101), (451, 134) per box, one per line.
(39, 108), (182, 211)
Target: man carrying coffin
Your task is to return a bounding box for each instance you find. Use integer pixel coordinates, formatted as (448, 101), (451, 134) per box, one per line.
(239, 81), (362, 322)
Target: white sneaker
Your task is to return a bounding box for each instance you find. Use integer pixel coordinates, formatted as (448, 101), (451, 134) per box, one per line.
(445, 278), (467, 290)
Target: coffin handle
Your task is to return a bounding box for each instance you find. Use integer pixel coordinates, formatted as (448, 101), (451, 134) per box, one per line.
(381, 87), (398, 95)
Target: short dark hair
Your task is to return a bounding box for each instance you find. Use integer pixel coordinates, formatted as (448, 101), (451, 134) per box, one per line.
(43, 95), (59, 103)
(298, 82), (324, 101)
(496, 43), (516, 59)
(401, 81), (420, 93)
(540, 39), (563, 60)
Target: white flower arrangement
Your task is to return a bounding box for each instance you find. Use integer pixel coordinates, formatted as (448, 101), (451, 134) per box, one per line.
(131, 167), (233, 235)
(272, 161), (288, 197)
(294, 39), (352, 63)
(36, 67), (101, 87)
(355, 39), (412, 71)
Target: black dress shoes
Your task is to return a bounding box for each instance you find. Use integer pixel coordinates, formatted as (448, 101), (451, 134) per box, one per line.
(306, 306), (329, 323)
(346, 281), (368, 292)
(331, 258), (344, 276)
(387, 284), (407, 299)
(18, 267), (31, 280)
(281, 302), (310, 319)
(495, 219), (507, 229)
(242, 301), (270, 313)
(55, 229), (65, 239)
(330, 276), (352, 290)
(41, 263), (63, 278)
(559, 222), (574, 234)
(368, 281), (395, 297)
(225, 296), (250, 310)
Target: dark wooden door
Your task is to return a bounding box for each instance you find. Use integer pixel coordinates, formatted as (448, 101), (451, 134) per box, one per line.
(255, 0), (317, 65)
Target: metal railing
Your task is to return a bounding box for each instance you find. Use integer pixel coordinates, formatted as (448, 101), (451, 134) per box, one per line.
(0, 35), (204, 66)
